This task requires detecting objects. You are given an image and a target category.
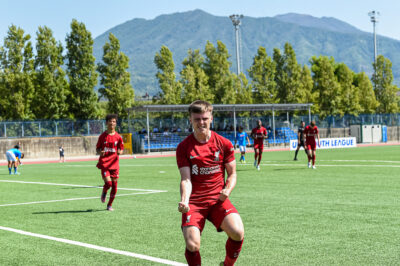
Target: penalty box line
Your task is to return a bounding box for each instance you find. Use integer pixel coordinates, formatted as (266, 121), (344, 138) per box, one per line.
(0, 226), (186, 266)
(0, 180), (167, 192)
(0, 191), (162, 207)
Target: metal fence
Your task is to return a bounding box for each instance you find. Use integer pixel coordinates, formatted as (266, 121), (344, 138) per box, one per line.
(1, 114), (399, 138)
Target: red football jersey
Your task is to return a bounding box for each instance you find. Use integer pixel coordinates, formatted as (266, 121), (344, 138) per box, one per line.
(176, 131), (235, 203)
(304, 125), (319, 144)
(96, 131), (124, 170)
(252, 126), (267, 144)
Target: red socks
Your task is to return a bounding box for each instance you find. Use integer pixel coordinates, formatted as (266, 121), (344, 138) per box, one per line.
(224, 238), (243, 266)
(185, 249), (201, 266)
(257, 152), (262, 165)
(107, 181), (118, 207)
(312, 154), (316, 165)
(103, 181), (112, 194)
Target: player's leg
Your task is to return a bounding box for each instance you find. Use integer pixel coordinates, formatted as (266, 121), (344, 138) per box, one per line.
(7, 161), (12, 174)
(306, 145), (312, 168)
(14, 160), (19, 174)
(209, 199), (244, 266)
(254, 147), (259, 167)
(101, 170), (112, 204)
(294, 146), (300, 160)
(312, 149), (316, 169)
(257, 147), (263, 170)
(107, 174), (119, 210)
(183, 226), (202, 266)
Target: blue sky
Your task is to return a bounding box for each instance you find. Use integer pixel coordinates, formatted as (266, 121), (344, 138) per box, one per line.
(1, 0), (399, 43)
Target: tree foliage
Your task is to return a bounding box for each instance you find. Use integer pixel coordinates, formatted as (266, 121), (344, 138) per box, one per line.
(33, 26), (69, 119)
(372, 55), (399, 113)
(154, 45), (182, 104)
(65, 19), (99, 119)
(98, 33), (135, 118)
(0, 25), (35, 120)
(248, 47), (276, 104)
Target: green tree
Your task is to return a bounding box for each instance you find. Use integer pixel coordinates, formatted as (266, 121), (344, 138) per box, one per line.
(233, 73), (253, 104)
(299, 65), (318, 112)
(248, 46), (276, 103)
(0, 25), (35, 120)
(98, 33), (135, 118)
(273, 43), (303, 103)
(372, 55), (399, 113)
(335, 63), (361, 115)
(65, 19), (98, 119)
(154, 45), (182, 104)
(203, 41), (235, 104)
(180, 49), (211, 104)
(33, 26), (69, 119)
(353, 72), (379, 113)
(310, 56), (342, 118)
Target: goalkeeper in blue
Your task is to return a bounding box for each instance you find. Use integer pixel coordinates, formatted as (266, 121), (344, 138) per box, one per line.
(235, 126), (250, 163)
(5, 146), (24, 175)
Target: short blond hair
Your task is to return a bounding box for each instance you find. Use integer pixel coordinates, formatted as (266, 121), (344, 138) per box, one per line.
(188, 100), (213, 115)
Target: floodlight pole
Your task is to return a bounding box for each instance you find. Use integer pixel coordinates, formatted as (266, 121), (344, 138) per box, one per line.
(368, 11), (379, 79)
(230, 14), (243, 76)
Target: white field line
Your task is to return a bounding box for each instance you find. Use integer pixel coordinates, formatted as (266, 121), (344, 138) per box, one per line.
(0, 191), (162, 207)
(0, 180), (166, 192)
(242, 163), (400, 168)
(64, 164), (176, 167)
(319, 159), (400, 163)
(0, 226), (186, 266)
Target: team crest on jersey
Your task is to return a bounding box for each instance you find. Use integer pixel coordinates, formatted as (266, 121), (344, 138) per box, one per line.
(186, 215), (191, 223)
(114, 141), (118, 146)
(192, 164), (198, 175)
(214, 151), (220, 161)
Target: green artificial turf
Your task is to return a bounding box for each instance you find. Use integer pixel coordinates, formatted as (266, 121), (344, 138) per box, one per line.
(0, 145), (399, 265)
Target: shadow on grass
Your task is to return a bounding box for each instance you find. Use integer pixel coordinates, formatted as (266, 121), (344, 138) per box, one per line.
(32, 209), (106, 215)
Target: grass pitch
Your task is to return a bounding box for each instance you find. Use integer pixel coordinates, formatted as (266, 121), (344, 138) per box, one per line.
(1, 145), (399, 265)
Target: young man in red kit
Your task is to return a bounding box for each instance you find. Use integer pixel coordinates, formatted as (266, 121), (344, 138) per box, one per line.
(304, 120), (320, 169)
(251, 120), (267, 171)
(96, 114), (124, 211)
(176, 100), (244, 266)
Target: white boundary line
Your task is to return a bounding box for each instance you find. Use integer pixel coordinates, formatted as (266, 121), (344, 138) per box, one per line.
(0, 192), (161, 207)
(0, 226), (186, 266)
(243, 163), (400, 168)
(0, 180), (166, 192)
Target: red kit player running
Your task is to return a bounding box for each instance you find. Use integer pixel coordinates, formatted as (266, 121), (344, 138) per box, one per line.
(96, 114), (124, 211)
(251, 120), (268, 171)
(176, 100), (244, 266)
(304, 120), (320, 169)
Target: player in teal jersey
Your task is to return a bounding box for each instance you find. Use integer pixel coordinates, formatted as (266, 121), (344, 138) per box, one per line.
(235, 126), (250, 163)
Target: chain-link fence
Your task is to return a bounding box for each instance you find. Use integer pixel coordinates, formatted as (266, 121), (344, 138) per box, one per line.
(1, 114), (399, 138)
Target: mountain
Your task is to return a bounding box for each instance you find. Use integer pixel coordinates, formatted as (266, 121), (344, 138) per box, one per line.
(93, 9), (400, 97)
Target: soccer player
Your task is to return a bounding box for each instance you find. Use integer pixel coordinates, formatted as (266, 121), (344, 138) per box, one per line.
(176, 100), (244, 266)
(235, 126), (250, 163)
(96, 114), (124, 211)
(59, 145), (65, 163)
(251, 120), (267, 171)
(5, 146), (24, 175)
(293, 121), (308, 161)
(304, 120), (320, 169)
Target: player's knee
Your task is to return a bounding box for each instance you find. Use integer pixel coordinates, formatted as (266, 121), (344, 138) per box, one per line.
(186, 241), (200, 252)
(230, 227), (244, 241)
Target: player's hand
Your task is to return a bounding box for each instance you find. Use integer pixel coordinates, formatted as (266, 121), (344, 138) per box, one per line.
(219, 189), (230, 201)
(178, 202), (190, 213)
(117, 149), (123, 155)
(100, 150), (105, 157)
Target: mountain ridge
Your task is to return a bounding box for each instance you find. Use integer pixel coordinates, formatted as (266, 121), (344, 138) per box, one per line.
(93, 9), (400, 96)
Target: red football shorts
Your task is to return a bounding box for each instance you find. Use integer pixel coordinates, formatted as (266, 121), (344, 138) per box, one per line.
(181, 198), (238, 233)
(253, 141), (264, 151)
(100, 168), (119, 179)
(306, 141), (316, 151)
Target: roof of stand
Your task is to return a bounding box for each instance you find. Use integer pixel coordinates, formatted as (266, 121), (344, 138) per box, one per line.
(128, 104), (312, 113)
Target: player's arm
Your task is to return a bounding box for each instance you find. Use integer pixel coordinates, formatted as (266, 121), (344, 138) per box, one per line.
(220, 160), (237, 201)
(178, 166), (192, 213)
(317, 133), (320, 147)
(117, 136), (124, 155)
(96, 135), (105, 156)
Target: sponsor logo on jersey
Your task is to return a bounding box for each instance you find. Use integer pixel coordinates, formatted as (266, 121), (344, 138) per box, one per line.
(214, 151), (220, 161)
(192, 164), (198, 175)
(104, 147), (116, 152)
